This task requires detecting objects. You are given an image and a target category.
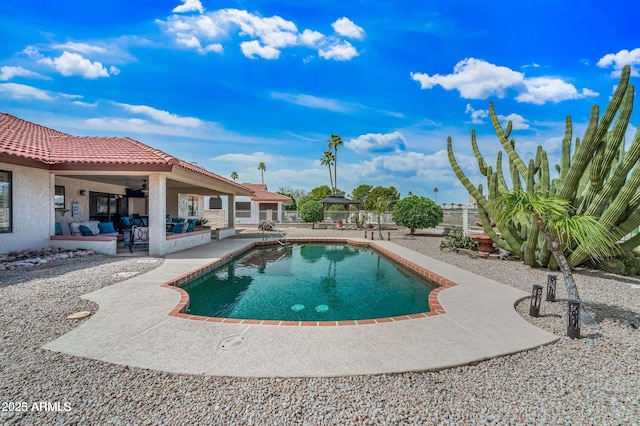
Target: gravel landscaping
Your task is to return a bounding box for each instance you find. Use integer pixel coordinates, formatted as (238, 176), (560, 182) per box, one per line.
(1, 228), (639, 425)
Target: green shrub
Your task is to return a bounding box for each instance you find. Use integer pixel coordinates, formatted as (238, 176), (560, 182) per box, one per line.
(439, 227), (478, 251)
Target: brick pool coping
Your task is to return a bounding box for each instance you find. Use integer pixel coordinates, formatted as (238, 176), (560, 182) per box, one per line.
(162, 237), (456, 326)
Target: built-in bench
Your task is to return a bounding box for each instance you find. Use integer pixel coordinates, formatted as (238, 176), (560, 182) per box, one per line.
(165, 229), (211, 254)
(50, 235), (118, 255)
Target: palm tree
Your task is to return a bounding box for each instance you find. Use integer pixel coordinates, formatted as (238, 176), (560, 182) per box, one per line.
(257, 162), (267, 184)
(433, 187), (439, 204)
(327, 134), (343, 193)
(230, 171), (239, 181)
(320, 150), (335, 191)
(490, 190), (620, 328)
(374, 196), (393, 240)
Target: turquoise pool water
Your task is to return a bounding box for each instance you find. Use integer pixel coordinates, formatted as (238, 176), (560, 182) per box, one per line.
(182, 243), (437, 321)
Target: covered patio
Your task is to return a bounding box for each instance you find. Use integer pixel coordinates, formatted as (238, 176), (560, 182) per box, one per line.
(0, 112), (253, 257)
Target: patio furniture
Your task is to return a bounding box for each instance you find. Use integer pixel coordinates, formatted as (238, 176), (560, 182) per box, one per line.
(129, 225), (149, 252)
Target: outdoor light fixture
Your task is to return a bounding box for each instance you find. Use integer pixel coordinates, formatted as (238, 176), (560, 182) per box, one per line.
(546, 274), (557, 302)
(567, 299), (581, 339)
(140, 179), (149, 194)
(79, 189), (86, 196)
(529, 284), (543, 317)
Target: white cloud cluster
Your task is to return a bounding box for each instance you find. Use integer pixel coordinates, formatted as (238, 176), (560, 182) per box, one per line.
(173, 0), (204, 14)
(347, 131), (406, 154)
(465, 104), (529, 130)
(332, 17), (365, 39)
(411, 58), (598, 105)
(158, 5), (364, 60)
(597, 48), (640, 76)
(38, 51), (112, 79)
(465, 104), (488, 124)
(114, 102), (202, 128)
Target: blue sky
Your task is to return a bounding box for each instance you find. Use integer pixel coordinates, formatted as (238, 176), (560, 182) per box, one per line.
(1, 0), (639, 204)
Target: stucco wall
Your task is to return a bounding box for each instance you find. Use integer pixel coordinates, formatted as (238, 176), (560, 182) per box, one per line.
(0, 162), (52, 253)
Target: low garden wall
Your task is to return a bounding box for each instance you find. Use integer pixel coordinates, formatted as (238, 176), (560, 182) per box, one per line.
(49, 235), (118, 256)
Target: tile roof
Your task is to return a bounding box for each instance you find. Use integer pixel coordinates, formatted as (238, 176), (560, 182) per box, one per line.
(0, 112), (249, 191)
(243, 183), (293, 203)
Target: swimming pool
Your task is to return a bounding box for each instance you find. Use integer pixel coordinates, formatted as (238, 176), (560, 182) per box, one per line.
(180, 243), (437, 321)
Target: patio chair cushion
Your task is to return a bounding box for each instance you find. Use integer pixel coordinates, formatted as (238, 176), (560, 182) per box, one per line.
(172, 222), (185, 233)
(79, 224), (96, 236)
(121, 216), (131, 228)
(172, 217), (185, 223)
(186, 219), (196, 232)
(98, 222), (116, 234)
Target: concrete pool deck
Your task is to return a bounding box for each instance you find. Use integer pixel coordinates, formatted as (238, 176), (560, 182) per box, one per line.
(45, 237), (559, 377)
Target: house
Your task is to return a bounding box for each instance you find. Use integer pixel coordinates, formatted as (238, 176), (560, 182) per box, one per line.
(205, 183), (293, 225)
(0, 112), (253, 256)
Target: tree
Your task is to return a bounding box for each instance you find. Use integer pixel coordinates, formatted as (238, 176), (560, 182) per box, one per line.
(279, 187), (307, 211)
(320, 150), (335, 192)
(298, 186), (331, 208)
(300, 200), (324, 229)
(350, 184), (372, 208)
(392, 195), (443, 235)
(490, 190), (620, 327)
(364, 186), (400, 211)
(258, 162), (267, 184)
(433, 187), (439, 203)
(230, 171), (239, 181)
(327, 134), (343, 193)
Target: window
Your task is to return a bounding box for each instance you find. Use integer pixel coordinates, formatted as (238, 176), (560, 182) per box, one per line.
(0, 170), (11, 233)
(54, 185), (65, 209)
(187, 196), (199, 216)
(209, 196), (222, 209)
(235, 201), (251, 218)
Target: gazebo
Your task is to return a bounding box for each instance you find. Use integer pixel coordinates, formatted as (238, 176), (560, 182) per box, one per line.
(318, 194), (359, 225)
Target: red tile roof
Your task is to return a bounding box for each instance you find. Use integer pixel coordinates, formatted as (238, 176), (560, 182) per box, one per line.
(0, 112), (249, 191)
(243, 183), (293, 203)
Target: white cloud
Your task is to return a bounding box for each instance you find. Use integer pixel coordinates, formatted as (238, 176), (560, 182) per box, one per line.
(240, 40), (280, 59)
(73, 100), (98, 107)
(270, 92), (352, 112)
(597, 48), (640, 76)
(51, 42), (109, 55)
(113, 103), (202, 128)
(465, 104), (489, 124)
(412, 58), (599, 105)
(158, 8), (363, 61)
(411, 58), (523, 99)
(332, 17), (365, 40)
(0, 66), (49, 81)
(0, 82), (54, 100)
(318, 41), (359, 61)
(347, 132), (406, 154)
(499, 113), (529, 130)
(516, 77), (598, 104)
(300, 29), (324, 47)
(173, 0), (204, 14)
(211, 152), (274, 164)
(38, 51), (111, 79)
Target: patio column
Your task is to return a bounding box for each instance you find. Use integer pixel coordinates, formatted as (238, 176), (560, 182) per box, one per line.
(227, 194), (235, 228)
(148, 173), (166, 256)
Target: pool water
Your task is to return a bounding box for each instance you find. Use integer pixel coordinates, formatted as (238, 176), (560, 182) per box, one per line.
(182, 243), (437, 321)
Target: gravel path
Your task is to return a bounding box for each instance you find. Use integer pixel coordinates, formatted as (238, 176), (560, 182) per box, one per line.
(1, 228), (639, 425)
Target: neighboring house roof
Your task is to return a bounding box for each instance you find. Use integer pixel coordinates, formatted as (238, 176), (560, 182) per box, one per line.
(0, 112), (250, 193)
(243, 183), (293, 204)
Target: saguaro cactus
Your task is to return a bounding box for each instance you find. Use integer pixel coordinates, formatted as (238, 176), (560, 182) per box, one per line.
(448, 65), (639, 269)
